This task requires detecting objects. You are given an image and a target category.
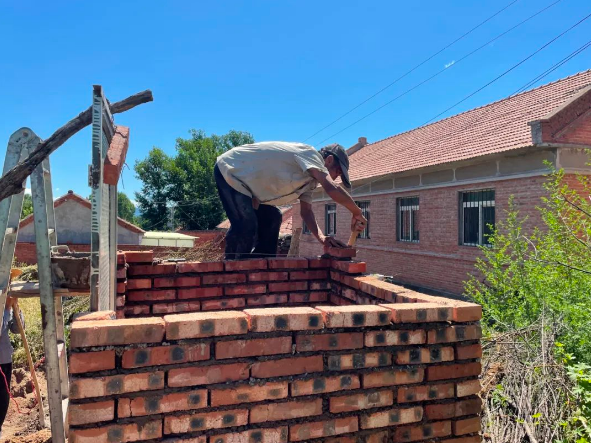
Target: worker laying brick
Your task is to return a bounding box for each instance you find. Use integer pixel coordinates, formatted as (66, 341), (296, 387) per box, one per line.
(215, 142), (366, 259)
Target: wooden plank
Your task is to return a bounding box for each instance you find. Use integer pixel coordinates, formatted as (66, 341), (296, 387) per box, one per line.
(288, 228), (302, 257)
(8, 281), (89, 298)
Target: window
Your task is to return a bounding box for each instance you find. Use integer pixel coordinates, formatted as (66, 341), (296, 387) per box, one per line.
(302, 221), (311, 235)
(325, 204), (337, 235)
(354, 201), (370, 239)
(460, 189), (495, 246)
(397, 197), (419, 242)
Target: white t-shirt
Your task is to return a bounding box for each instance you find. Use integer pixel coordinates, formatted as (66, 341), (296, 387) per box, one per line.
(216, 142), (328, 206)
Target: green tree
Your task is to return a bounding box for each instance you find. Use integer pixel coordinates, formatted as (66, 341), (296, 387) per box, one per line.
(134, 129), (254, 230)
(117, 192), (136, 223)
(20, 193), (33, 219)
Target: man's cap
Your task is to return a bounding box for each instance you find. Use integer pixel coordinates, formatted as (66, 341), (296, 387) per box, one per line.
(322, 143), (351, 188)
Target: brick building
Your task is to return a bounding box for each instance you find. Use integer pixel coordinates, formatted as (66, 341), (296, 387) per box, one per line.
(295, 70), (591, 295)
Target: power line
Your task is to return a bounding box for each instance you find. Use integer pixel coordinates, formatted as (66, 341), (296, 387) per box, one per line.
(422, 11), (591, 126)
(315, 0), (564, 145)
(303, 0), (522, 142)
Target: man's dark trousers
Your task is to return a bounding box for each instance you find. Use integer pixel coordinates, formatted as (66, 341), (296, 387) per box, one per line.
(214, 165), (282, 259)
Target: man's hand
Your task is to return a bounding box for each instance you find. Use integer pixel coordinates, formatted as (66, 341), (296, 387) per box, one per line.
(351, 212), (367, 233)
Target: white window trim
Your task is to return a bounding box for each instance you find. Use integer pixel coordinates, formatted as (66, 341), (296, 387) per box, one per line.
(398, 198), (419, 243)
(326, 204), (337, 235)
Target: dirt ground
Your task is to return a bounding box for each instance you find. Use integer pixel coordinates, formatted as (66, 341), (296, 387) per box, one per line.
(1, 365), (51, 443)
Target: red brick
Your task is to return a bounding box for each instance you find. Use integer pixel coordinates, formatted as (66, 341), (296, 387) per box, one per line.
(72, 311), (116, 323)
(104, 125), (129, 185)
(246, 307), (323, 332)
(428, 325), (482, 344)
(152, 301), (201, 314)
(340, 275), (361, 290)
(211, 381), (288, 406)
(248, 271), (288, 282)
(291, 374), (360, 396)
(247, 294), (289, 306)
(330, 390), (393, 413)
(365, 330), (426, 347)
(203, 273), (246, 285)
(128, 263), (176, 276)
(70, 317), (164, 347)
(425, 398), (482, 420)
(164, 311), (248, 339)
(127, 289), (176, 302)
(69, 350), (115, 374)
(363, 368), (424, 388)
(250, 398), (322, 423)
(69, 371), (164, 399)
(216, 337), (292, 359)
(178, 286), (223, 299)
(427, 362), (482, 381)
(213, 428), (288, 443)
(454, 417), (481, 435)
(69, 400), (114, 425)
(394, 420), (452, 442)
(331, 271), (342, 282)
(396, 346), (454, 364)
(365, 431), (389, 443)
(398, 383), (455, 403)
(164, 409), (248, 434)
(127, 278), (151, 290)
(168, 362), (249, 387)
(450, 301), (482, 322)
(289, 291), (329, 303)
(124, 305), (150, 316)
(357, 278), (407, 302)
(225, 284), (267, 296)
(116, 295), (126, 308)
(360, 406), (423, 429)
(154, 276), (200, 288)
(117, 281), (126, 293)
(202, 297), (245, 311)
(269, 281), (308, 292)
(251, 356), (323, 378)
(124, 250), (153, 263)
(225, 259), (268, 271)
(122, 343), (209, 368)
(316, 305), (390, 328)
(289, 417), (358, 441)
(177, 261), (224, 273)
(435, 438), (480, 443)
(331, 260), (366, 274)
(117, 252), (125, 265)
(331, 294), (354, 305)
(290, 270), (328, 280)
(309, 258), (331, 268)
(296, 332), (363, 352)
(268, 257), (308, 269)
(310, 280), (331, 290)
(381, 303), (452, 323)
(326, 246), (357, 258)
(456, 379), (481, 397)
(68, 420), (161, 443)
(328, 352), (391, 371)
(456, 343), (482, 360)
(118, 389), (207, 417)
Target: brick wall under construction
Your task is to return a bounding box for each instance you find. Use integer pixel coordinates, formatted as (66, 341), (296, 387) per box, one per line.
(67, 252), (483, 443)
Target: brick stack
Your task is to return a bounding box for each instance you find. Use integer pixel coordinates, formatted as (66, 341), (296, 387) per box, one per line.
(68, 261), (483, 443)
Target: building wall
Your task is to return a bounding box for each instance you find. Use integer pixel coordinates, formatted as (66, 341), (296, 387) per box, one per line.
(17, 199), (142, 244)
(295, 174), (558, 295)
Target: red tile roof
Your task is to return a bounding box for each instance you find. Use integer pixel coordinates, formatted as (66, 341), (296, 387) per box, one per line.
(19, 191), (145, 234)
(217, 205), (293, 235)
(348, 70), (591, 182)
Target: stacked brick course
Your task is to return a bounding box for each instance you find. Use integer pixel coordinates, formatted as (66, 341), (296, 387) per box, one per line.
(69, 253), (482, 442)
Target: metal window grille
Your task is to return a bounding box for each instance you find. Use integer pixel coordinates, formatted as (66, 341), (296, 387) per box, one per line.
(354, 200), (370, 239)
(460, 189), (495, 246)
(325, 203), (337, 235)
(397, 196), (419, 242)
(302, 221), (311, 234)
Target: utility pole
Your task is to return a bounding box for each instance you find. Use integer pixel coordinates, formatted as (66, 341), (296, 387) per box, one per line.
(169, 203), (175, 231)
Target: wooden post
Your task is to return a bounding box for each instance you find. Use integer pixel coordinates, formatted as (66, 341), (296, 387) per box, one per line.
(288, 228), (302, 257)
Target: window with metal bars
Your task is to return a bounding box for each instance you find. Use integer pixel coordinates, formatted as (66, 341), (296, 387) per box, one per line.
(460, 189), (495, 246)
(302, 221), (311, 234)
(397, 197), (419, 242)
(354, 201), (370, 239)
(325, 203), (337, 235)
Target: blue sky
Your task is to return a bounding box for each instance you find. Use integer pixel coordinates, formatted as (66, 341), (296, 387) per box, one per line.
(0, 0), (589, 203)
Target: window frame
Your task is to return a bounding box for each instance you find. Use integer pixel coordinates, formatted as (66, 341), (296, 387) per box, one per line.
(325, 203), (337, 236)
(354, 200), (371, 239)
(302, 221), (311, 235)
(397, 196), (419, 243)
(459, 189), (495, 247)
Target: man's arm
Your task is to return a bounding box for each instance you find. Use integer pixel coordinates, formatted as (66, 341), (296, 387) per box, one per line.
(300, 201), (347, 247)
(308, 169), (367, 232)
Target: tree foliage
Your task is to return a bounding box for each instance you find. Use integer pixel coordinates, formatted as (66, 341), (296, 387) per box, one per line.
(117, 192), (137, 223)
(20, 194), (33, 219)
(134, 129), (254, 231)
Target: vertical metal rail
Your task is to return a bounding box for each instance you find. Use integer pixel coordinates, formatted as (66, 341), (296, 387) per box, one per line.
(89, 88), (102, 311)
(30, 155), (66, 443)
